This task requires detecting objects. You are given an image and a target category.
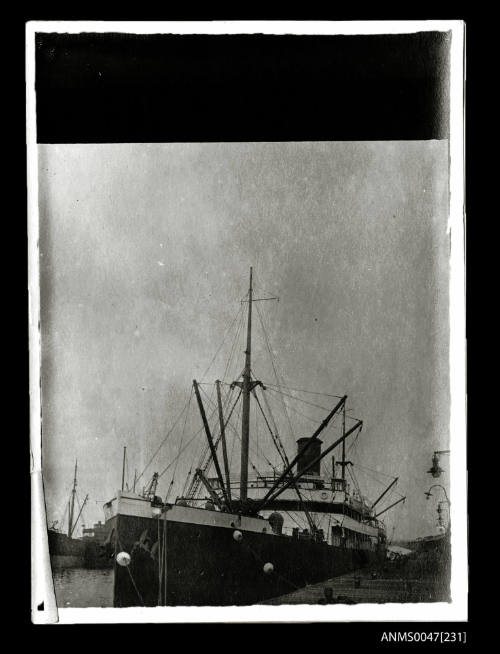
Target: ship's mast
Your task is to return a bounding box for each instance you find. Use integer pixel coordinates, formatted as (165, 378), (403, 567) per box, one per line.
(68, 459), (77, 538)
(121, 446), (127, 491)
(341, 403), (346, 483)
(240, 267), (253, 503)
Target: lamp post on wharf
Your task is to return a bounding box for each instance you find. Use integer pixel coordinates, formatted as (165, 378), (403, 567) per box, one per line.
(427, 450), (450, 478)
(425, 484), (451, 532)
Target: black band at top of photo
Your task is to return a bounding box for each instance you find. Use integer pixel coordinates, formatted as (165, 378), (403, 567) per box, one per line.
(35, 31), (451, 144)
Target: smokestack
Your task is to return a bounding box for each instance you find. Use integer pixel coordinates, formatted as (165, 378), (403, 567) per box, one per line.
(296, 438), (322, 476)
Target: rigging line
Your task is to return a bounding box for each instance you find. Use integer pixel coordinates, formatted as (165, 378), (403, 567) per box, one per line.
(264, 386), (362, 426)
(229, 416), (237, 469)
(261, 381), (345, 400)
(346, 425), (361, 456)
(253, 273), (280, 307)
(228, 392), (242, 471)
(222, 305), (246, 383)
(259, 388), (305, 476)
(290, 510), (309, 530)
(166, 388), (194, 501)
(188, 387), (240, 498)
(198, 383), (235, 453)
(267, 386), (343, 441)
(199, 387), (276, 473)
(115, 533), (145, 607)
(264, 385), (331, 412)
(355, 466), (391, 489)
(157, 406), (218, 480)
(353, 462), (398, 480)
(181, 469), (193, 497)
(211, 385), (268, 482)
(347, 466), (364, 504)
(255, 302), (296, 446)
(200, 303), (244, 381)
(252, 387), (288, 465)
(253, 388), (309, 523)
(282, 509), (304, 530)
(182, 387), (223, 497)
(355, 466), (402, 500)
(136, 394), (193, 485)
(274, 392), (322, 424)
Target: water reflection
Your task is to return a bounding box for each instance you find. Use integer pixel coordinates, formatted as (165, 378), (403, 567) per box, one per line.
(53, 567), (114, 608)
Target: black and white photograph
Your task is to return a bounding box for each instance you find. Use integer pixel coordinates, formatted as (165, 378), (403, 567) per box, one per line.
(28, 21), (466, 625)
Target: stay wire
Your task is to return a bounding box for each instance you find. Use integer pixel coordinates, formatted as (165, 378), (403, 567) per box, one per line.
(200, 303), (244, 381)
(262, 380), (345, 400)
(165, 388), (194, 501)
(136, 394), (193, 485)
(255, 302), (296, 448)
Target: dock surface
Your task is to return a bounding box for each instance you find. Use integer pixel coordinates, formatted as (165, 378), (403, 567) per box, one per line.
(260, 568), (447, 605)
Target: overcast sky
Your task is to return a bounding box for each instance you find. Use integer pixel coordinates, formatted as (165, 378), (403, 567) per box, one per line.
(38, 141), (450, 541)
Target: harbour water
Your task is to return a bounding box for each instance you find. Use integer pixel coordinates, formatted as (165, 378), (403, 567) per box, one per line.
(52, 567), (114, 608)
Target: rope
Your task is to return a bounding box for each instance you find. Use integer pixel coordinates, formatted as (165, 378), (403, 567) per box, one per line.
(157, 517), (162, 604)
(157, 419), (215, 480)
(252, 386), (316, 530)
(353, 462), (398, 481)
(195, 384), (230, 476)
(271, 392), (322, 424)
(241, 539), (300, 592)
(261, 381), (345, 400)
(255, 302), (296, 448)
(199, 304), (244, 381)
(221, 306), (246, 382)
(199, 386), (275, 473)
(264, 385), (330, 412)
(252, 388), (289, 466)
(165, 388), (193, 501)
(188, 387), (240, 499)
(136, 393), (193, 485)
(156, 516), (168, 605)
(116, 534), (145, 606)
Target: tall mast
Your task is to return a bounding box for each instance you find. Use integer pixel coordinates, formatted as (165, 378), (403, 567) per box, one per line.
(240, 267), (253, 503)
(121, 446), (127, 491)
(341, 403), (346, 483)
(68, 459), (77, 537)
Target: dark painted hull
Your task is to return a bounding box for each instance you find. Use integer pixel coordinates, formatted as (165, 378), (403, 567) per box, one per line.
(48, 529), (86, 567)
(83, 540), (114, 569)
(109, 513), (384, 607)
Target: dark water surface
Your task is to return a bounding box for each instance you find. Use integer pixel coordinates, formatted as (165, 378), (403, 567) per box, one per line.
(53, 567), (114, 607)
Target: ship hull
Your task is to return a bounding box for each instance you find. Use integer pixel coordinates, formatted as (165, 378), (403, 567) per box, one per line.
(48, 530), (86, 568)
(109, 511), (383, 607)
(83, 541), (114, 569)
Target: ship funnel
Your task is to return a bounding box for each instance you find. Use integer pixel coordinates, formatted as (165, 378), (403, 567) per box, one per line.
(296, 438), (322, 476)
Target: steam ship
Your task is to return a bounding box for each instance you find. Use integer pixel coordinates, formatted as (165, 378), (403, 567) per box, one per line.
(104, 269), (404, 606)
(47, 461), (87, 568)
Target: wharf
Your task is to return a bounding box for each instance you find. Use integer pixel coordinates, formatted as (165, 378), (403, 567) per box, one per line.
(260, 567), (448, 605)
